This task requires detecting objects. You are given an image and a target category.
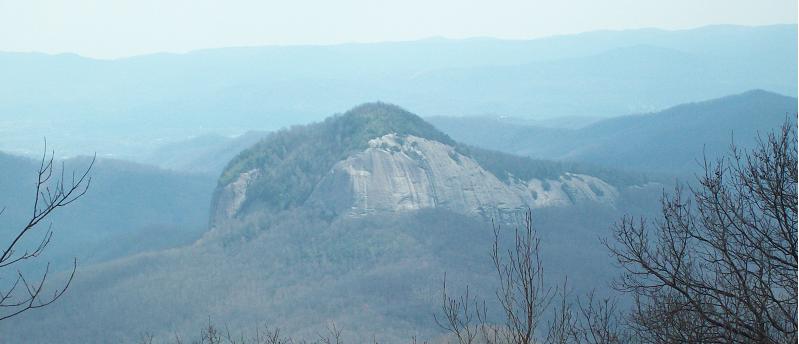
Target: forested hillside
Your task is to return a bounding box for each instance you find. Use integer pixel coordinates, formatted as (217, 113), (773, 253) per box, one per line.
(0, 153), (215, 266)
(0, 104), (665, 343)
(429, 90), (797, 174)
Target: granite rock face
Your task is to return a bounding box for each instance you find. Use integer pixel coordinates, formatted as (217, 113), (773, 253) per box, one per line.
(215, 133), (619, 226)
(211, 168), (260, 225)
(308, 134), (524, 218)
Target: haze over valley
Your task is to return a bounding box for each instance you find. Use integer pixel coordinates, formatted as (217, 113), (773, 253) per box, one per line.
(0, 3), (796, 343)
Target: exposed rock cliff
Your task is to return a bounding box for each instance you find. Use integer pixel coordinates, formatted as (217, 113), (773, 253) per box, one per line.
(211, 169), (260, 225)
(214, 131), (619, 226)
(309, 133), (617, 218)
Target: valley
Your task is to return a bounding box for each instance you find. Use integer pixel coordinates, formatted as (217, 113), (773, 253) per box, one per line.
(0, 20), (795, 343)
(1, 93), (793, 342)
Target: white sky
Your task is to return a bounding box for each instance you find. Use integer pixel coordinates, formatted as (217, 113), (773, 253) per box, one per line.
(0, 0), (796, 59)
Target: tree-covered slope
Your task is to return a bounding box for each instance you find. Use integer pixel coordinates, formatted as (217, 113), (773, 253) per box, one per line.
(0, 152), (216, 265)
(213, 103), (649, 224)
(429, 90), (797, 175)
(141, 131), (270, 175)
(0, 105), (666, 343)
(217, 103), (456, 212)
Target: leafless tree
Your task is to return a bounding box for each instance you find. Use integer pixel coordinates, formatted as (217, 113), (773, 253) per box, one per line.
(318, 322), (343, 344)
(437, 210), (558, 344)
(489, 211), (554, 344)
(435, 274), (485, 344)
(140, 321), (352, 344)
(437, 210), (637, 344)
(605, 121), (797, 343)
(570, 291), (630, 344)
(0, 141), (94, 321)
(543, 281), (577, 344)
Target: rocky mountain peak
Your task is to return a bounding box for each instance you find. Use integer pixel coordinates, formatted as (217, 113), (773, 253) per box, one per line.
(212, 126), (620, 228)
(306, 133), (618, 219)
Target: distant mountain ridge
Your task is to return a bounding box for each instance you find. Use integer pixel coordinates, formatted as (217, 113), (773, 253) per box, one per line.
(141, 131), (270, 174)
(428, 90), (797, 174)
(0, 25), (795, 342)
(1, 24), (794, 159)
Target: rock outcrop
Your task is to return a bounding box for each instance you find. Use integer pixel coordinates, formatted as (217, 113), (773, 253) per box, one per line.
(307, 134), (617, 218)
(211, 169), (260, 224)
(213, 133), (619, 226)
(208, 103), (634, 229)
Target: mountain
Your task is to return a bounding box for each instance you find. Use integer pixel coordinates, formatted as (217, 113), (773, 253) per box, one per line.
(0, 104), (664, 343)
(428, 90), (797, 175)
(0, 153), (216, 266)
(210, 103), (650, 228)
(140, 131), (269, 174)
(0, 25), (794, 159)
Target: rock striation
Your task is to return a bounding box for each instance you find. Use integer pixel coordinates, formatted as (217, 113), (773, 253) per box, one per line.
(308, 133), (617, 218)
(214, 133), (618, 225)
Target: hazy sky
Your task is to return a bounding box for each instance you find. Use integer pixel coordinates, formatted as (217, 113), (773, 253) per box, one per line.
(1, 0), (796, 59)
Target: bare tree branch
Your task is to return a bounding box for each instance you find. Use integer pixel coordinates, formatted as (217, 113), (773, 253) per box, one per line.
(0, 140), (93, 321)
(605, 121), (797, 344)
